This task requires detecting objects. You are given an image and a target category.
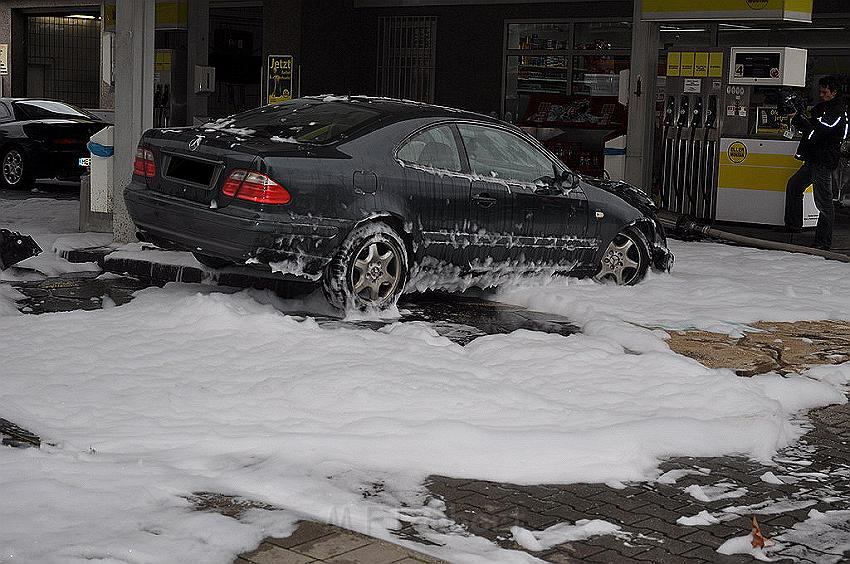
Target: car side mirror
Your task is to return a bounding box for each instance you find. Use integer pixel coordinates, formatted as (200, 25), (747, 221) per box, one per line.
(534, 176), (557, 195)
(559, 170), (580, 190)
(534, 170), (579, 195)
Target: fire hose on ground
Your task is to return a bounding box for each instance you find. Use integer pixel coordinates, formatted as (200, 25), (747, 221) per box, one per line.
(655, 210), (850, 264)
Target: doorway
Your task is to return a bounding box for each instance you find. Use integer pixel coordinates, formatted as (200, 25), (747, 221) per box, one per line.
(26, 12), (101, 108)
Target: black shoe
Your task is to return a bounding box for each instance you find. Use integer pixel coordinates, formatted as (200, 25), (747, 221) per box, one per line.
(775, 225), (803, 233)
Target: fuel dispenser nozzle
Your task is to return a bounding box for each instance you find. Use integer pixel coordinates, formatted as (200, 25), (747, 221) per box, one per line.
(705, 95), (718, 129)
(664, 96), (676, 127)
(691, 97), (704, 129)
(677, 96), (690, 128)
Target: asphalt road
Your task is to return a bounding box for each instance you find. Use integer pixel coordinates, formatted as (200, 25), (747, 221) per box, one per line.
(0, 179), (81, 201)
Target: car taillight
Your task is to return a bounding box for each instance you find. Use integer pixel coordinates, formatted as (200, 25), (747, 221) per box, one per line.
(221, 170), (291, 205)
(52, 138), (83, 145)
(133, 147), (156, 178)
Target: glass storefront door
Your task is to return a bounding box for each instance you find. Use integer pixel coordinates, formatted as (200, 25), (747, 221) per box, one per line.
(503, 20), (631, 177)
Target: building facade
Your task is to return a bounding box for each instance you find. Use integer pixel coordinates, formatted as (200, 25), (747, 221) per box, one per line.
(1, 0), (849, 229)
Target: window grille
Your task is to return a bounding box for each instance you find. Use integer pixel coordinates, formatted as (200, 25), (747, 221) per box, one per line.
(377, 16), (437, 103)
(27, 16), (100, 108)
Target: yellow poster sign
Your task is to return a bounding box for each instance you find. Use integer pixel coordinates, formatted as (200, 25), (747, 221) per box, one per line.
(694, 52), (709, 77)
(103, 1), (189, 32)
(642, 0), (812, 22)
(667, 52), (681, 77)
(156, 2), (188, 30)
(667, 52), (724, 78)
(267, 55), (294, 105)
(709, 52), (725, 77)
(154, 50), (172, 73)
(679, 52), (695, 77)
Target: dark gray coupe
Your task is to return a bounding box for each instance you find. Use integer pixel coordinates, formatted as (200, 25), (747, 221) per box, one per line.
(125, 96), (672, 311)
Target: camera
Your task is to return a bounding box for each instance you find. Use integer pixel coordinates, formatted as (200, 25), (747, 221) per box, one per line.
(778, 89), (807, 116)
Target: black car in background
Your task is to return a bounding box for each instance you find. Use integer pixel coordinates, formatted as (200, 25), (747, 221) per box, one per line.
(125, 96), (673, 311)
(0, 98), (108, 189)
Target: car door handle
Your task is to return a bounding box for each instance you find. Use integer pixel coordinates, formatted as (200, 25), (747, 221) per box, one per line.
(472, 193), (497, 208)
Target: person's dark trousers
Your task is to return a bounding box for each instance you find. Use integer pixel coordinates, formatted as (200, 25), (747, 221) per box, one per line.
(784, 161), (835, 248)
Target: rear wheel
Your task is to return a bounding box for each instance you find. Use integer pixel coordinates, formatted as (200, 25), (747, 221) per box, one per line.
(1, 147), (32, 190)
(594, 226), (650, 286)
(192, 252), (231, 269)
(323, 222), (408, 312)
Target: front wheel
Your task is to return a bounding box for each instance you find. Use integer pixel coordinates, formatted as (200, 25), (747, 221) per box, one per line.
(1, 147), (32, 190)
(322, 222), (409, 312)
(594, 226), (650, 286)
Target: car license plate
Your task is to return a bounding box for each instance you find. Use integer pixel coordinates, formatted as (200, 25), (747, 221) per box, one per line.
(79, 157), (91, 168)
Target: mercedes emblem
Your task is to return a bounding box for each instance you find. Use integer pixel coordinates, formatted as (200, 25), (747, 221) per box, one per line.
(188, 135), (204, 151)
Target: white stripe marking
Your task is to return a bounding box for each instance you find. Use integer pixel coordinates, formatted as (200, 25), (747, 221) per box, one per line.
(817, 116), (842, 128)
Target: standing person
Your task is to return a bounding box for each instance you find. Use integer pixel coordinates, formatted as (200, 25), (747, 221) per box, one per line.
(835, 94), (850, 206)
(783, 76), (849, 249)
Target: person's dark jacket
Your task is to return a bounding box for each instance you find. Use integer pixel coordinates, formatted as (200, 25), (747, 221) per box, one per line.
(793, 96), (848, 170)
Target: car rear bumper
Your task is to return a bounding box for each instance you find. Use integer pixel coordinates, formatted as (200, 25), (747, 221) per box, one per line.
(28, 145), (88, 180)
(124, 181), (345, 277)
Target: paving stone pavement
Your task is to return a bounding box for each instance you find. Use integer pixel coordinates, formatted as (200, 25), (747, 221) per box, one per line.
(418, 400), (850, 563)
(235, 521), (443, 564)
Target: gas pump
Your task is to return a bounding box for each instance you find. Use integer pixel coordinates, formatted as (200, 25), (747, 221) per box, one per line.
(673, 95), (690, 212)
(715, 47), (817, 226)
(684, 96), (702, 215)
(660, 52), (723, 221)
(661, 47), (816, 226)
(699, 95), (718, 219)
(660, 96), (676, 210)
(153, 49), (187, 128)
(154, 82), (171, 127)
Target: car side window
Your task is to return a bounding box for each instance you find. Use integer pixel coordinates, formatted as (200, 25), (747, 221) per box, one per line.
(0, 104), (10, 121)
(397, 125), (463, 173)
(458, 123), (555, 184)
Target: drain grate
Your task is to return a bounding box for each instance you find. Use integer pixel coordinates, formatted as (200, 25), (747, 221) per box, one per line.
(12, 272), (149, 315)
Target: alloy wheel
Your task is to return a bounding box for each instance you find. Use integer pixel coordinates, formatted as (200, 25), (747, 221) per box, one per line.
(596, 231), (644, 285)
(350, 239), (402, 304)
(2, 150), (23, 186)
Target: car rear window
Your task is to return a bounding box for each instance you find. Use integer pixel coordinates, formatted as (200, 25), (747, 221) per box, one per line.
(207, 100), (382, 144)
(13, 101), (96, 120)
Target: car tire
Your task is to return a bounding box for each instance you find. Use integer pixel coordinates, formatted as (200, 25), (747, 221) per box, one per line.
(594, 226), (650, 286)
(0, 146), (33, 190)
(192, 252), (231, 269)
(322, 221), (409, 312)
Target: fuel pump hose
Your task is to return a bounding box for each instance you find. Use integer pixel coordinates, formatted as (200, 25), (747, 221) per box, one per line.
(655, 210), (850, 263)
